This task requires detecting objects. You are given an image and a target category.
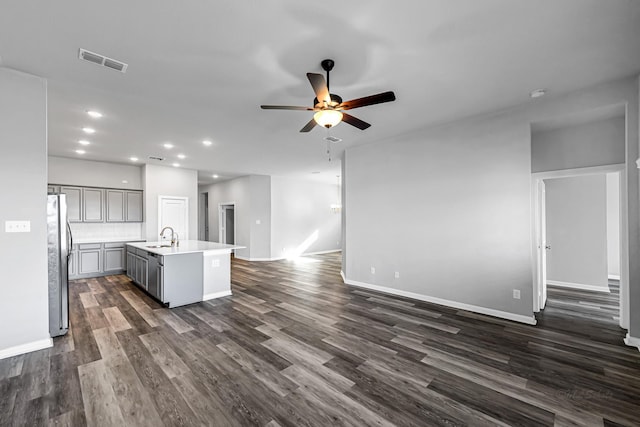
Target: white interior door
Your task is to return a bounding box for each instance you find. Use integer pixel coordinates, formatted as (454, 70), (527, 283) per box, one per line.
(159, 196), (188, 241)
(538, 180), (548, 310)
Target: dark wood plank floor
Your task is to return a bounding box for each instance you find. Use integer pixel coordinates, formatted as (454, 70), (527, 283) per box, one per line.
(2, 253), (639, 426)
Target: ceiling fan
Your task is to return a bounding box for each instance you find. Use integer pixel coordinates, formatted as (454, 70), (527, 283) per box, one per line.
(261, 59), (396, 132)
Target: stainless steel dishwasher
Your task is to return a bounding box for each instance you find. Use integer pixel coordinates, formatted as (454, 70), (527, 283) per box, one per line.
(147, 253), (163, 301)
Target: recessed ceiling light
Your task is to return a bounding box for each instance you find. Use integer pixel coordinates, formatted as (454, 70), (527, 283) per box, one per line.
(202, 140), (212, 146)
(311, 171), (320, 174)
(177, 153), (186, 159)
(82, 127), (96, 134)
(173, 163), (180, 167)
(75, 149), (86, 154)
(87, 110), (102, 118)
(212, 174), (219, 179)
(129, 156), (138, 162)
(78, 140), (90, 145)
(122, 180), (128, 184)
(164, 143), (174, 149)
(530, 89), (546, 98)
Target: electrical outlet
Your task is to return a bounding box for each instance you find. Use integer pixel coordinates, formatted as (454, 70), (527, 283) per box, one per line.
(255, 219), (261, 225)
(5, 220), (31, 233)
(370, 267), (376, 274)
(394, 271), (400, 279)
(513, 289), (521, 299)
(211, 259), (220, 268)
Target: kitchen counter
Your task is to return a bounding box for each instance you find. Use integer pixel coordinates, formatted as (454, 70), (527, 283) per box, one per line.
(127, 240), (242, 256)
(126, 240), (244, 307)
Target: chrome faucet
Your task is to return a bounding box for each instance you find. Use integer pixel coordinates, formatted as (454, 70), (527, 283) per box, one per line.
(160, 226), (177, 246)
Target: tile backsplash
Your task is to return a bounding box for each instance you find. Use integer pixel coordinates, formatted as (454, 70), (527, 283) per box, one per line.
(70, 222), (143, 241)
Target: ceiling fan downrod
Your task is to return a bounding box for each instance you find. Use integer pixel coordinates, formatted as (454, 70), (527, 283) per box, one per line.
(321, 59), (334, 92)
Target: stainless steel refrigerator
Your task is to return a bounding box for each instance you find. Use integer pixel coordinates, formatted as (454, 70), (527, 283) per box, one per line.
(47, 194), (72, 337)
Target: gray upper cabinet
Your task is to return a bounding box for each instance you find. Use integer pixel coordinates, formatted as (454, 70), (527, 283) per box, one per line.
(106, 190), (125, 222)
(50, 184), (143, 223)
(126, 191), (143, 222)
(60, 186), (82, 222)
(83, 188), (104, 222)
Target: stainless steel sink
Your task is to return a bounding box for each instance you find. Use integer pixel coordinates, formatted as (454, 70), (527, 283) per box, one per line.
(146, 245), (172, 248)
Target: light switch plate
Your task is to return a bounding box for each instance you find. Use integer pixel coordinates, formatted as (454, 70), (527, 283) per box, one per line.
(255, 219), (261, 225)
(5, 220), (31, 233)
(211, 259), (220, 268)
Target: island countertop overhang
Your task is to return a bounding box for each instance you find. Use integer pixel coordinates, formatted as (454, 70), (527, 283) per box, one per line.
(127, 240), (244, 256)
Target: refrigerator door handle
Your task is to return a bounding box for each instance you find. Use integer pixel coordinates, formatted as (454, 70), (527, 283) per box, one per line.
(67, 222), (73, 263)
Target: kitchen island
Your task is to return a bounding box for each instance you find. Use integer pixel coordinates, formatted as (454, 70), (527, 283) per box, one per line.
(126, 240), (242, 307)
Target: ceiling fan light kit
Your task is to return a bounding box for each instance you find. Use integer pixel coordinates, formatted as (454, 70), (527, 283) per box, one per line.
(261, 59), (396, 133)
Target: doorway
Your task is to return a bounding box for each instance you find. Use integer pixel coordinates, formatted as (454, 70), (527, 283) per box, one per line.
(199, 192), (209, 241)
(219, 203), (235, 245)
(531, 165), (627, 330)
(158, 196), (188, 242)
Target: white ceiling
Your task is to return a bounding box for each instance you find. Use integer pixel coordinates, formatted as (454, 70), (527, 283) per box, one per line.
(1, 1), (639, 184)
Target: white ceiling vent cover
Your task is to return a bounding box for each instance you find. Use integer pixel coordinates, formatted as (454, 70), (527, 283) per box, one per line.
(78, 48), (128, 73)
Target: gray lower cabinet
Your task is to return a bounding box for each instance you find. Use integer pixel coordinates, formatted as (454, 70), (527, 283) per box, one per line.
(78, 245), (102, 275)
(69, 241), (142, 279)
(104, 246), (125, 272)
(126, 248), (149, 290)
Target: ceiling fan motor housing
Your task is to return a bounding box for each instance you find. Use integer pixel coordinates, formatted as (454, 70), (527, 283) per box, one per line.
(314, 93), (343, 109)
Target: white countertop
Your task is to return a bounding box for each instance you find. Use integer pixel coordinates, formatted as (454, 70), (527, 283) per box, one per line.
(74, 237), (145, 244)
(127, 240), (243, 256)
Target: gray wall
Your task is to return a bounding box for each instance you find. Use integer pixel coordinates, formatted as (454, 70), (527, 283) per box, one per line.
(607, 173), (621, 278)
(201, 175), (271, 260)
(0, 68), (50, 354)
(143, 164), (198, 240)
(249, 175), (271, 260)
(270, 176), (341, 259)
(345, 115), (534, 317)
(48, 156), (143, 189)
(343, 76), (639, 328)
(545, 175), (608, 289)
(531, 116), (625, 173)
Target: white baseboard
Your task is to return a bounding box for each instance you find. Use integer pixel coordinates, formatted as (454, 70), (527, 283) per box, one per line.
(344, 278), (536, 325)
(0, 337), (53, 360)
(203, 290), (232, 301)
(237, 249), (341, 262)
(624, 333), (640, 352)
(608, 275), (621, 281)
(340, 270), (346, 282)
(547, 280), (610, 293)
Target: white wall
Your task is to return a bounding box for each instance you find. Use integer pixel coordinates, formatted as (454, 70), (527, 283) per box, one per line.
(607, 173), (621, 279)
(343, 76), (639, 328)
(270, 176), (341, 259)
(200, 175), (271, 260)
(531, 116), (625, 173)
(143, 164), (198, 240)
(545, 175), (608, 289)
(0, 68), (50, 356)
(48, 156), (143, 189)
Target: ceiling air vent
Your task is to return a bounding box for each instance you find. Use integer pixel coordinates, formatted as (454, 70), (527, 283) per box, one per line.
(324, 135), (342, 143)
(78, 48), (128, 73)
(148, 156), (164, 161)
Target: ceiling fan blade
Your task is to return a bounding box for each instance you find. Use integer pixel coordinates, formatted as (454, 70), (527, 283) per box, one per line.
(300, 118), (317, 132)
(261, 105), (314, 111)
(339, 91), (396, 110)
(342, 113), (371, 130)
(307, 73), (331, 105)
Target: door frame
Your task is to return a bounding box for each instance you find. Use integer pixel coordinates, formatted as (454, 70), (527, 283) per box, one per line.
(158, 196), (189, 240)
(218, 202), (236, 245)
(199, 192), (209, 241)
(531, 164), (627, 328)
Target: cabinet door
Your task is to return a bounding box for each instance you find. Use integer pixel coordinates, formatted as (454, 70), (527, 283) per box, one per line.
(140, 258), (148, 289)
(78, 250), (101, 274)
(104, 248), (125, 272)
(60, 187), (82, 222)
(126, 252), (135, 279)
(83, 188), (104, 222)
(126, 191), (143, 222)
(106, 190), (125, 222)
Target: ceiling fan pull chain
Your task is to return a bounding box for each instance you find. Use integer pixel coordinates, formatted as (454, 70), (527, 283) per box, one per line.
(326, 139), (332, 162)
